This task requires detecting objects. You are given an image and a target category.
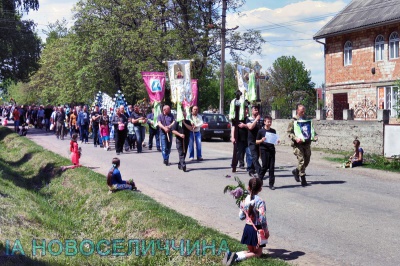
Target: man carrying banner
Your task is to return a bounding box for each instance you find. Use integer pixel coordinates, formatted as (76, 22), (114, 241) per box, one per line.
(171, 109), (192, 172)
(157, 105), (175, 166)
(287, 104), (318, 187)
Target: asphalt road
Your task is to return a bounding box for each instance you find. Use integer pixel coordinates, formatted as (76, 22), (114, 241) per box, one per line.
(19, 126), (400, 266)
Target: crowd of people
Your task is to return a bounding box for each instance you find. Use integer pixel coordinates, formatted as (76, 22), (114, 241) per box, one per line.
(1, 101), (366, 266)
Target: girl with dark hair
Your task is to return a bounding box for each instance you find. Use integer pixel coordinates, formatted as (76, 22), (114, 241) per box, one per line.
(350, 138), (364, 167)
(223, 178), (269, 265)
(61, 133), (81, 171)
(107, 158), (137, 192)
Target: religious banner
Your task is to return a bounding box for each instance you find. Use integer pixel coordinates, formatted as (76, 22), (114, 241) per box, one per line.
(236, 65), (251, 96)
(182, 79), (198, 109)
(294, 120), (316, 141)
(167, 60), (192, 104)
(141, 72), (166, 127)
(141, 72), (166, 103)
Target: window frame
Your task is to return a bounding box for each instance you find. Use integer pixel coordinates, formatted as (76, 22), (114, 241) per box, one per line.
(378, 86), (399, 117)
(389, 32), (399, 59)
(344, 41), (352, 66)
(375, 35), (385, 61)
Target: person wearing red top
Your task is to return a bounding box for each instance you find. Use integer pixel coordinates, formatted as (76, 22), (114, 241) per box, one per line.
(61, 133), (81, 171)
(13, 106), (20, 132)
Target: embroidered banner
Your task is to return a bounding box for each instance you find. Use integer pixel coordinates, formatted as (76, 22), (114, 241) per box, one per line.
(294, 120), (315, 141)
(236, 65), (251, 96)
(182, 79), (198, 108)
(141, 72), (166, 103)
(167, 60), (191, 104)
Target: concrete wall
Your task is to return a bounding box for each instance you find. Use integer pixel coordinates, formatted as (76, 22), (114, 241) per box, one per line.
(271, 119), (384, 155)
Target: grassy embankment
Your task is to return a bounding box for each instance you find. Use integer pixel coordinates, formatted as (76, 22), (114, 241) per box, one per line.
(0, 127), (287, 266)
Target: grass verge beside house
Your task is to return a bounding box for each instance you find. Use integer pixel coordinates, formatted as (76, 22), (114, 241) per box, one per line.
(0, 127), (286, 266)
(315, 148), (400, 173)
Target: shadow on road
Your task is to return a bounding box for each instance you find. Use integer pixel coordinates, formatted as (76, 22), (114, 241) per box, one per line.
(266, 248), (306, 261)
(274, 180), (346, 189)
(186, 166), (232, 171)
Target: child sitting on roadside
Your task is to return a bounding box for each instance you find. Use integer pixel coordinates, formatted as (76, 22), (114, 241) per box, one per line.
(350, 138), (364, 167)
(107, 157), (137, 192)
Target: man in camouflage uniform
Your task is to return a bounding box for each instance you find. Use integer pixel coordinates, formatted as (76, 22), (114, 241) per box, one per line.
(287, 105), (318, 187)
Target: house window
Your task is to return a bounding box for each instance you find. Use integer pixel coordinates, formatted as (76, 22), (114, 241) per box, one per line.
(344, 41), (352, 66)
(375, 35), (384, 61)
(389, 32), (399, 59)
(378, 86), (399, 117)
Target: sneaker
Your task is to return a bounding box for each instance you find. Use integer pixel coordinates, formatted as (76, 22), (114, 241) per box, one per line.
(226, 252), (237, 266)
(222, 251), (231, 265)
(269, 185), (276, 190)
(94, 145), (97, 147)
(182, 165), (187, 172)
(178, 165), (182, 170)
(239, 164), (245, 169)
(116, 152), (120, 155)
(189, 158), (194, 161)
(157, 148), (161, 152)
(107, 147), (111, 151)
(197, 157), (204, 161)
(104, 147), (107, 151)
(292, 169), (300, 182)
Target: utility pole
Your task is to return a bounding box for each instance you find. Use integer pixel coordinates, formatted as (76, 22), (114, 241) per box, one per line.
(219, 0), (227, 114)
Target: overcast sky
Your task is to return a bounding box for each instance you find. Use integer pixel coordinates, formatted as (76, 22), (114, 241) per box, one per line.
(23, 0), (352, 87)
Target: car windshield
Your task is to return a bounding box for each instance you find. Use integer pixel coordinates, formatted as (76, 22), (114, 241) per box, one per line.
(202, 114), (228, 123)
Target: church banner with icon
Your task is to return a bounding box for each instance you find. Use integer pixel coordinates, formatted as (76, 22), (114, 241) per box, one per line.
(182, 79), (198, 109)
(167, 60), (192, 104)
(141, 72), (166, 127)
(236, 65), (251, 96)
(141, 72), (166, 103)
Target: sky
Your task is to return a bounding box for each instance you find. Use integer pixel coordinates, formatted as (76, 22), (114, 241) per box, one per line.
(23, 0), (353, 87)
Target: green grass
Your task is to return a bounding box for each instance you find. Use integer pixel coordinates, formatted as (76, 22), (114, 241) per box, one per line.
(0, 127), (287, 266)
(321, 149), (400, 172)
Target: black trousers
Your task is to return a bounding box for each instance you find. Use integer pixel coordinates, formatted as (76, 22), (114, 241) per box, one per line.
(176, 138), (189, 167)
(92, 125), (100, 145)
(115, 129), (126, 153)
(248, 143), (261, 175)
(237, 140), (247, 166)
(260, 149), (276, 186)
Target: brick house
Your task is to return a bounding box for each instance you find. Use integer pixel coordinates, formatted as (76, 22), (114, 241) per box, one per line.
(314, 0), (400, 120)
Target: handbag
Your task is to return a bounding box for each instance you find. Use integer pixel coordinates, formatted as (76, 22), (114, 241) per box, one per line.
(243, 208), (268, 247)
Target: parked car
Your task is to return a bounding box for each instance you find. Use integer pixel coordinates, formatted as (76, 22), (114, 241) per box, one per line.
(199, 113), (231, 141)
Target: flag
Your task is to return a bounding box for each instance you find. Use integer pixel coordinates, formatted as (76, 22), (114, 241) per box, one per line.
(236, 65), (251, 97)
(167, 60), (191, 104)
(182, 79), (198, 109)
(141, 72), (166, 128)
(141, 72), (166, 103)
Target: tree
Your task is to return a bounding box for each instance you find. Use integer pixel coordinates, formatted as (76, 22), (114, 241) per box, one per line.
(16, 0), (264, 106)
(266, 56), (316, 118)
(0, 0), (41, 83)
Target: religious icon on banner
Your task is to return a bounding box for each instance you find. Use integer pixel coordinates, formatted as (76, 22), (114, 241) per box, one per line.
(150, 79), (162, 92)
(168, 60), (191, 104)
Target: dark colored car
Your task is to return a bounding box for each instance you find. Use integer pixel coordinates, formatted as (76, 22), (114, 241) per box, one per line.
(200, 113), (231, 141)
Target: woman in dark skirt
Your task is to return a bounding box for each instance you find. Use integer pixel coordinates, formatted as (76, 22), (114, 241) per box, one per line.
(222, 178), (269, 265)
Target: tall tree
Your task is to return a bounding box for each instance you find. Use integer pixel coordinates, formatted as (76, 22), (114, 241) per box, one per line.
(267, 56), (316, 118)
(0, 0), (41, 83)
